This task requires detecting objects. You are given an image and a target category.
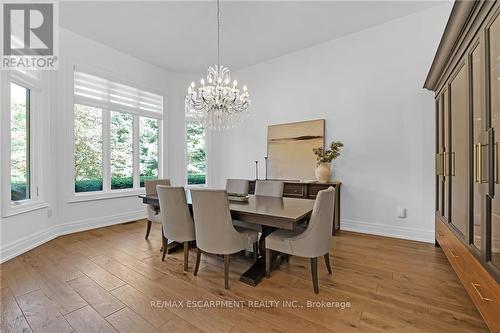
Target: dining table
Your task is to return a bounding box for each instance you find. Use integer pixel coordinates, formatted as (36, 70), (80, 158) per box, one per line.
(139, 190), (315, 286)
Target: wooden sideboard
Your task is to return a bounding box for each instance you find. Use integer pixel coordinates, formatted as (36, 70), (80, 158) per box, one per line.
(424, 1), (500, 331)
(248, 180), (341, 235)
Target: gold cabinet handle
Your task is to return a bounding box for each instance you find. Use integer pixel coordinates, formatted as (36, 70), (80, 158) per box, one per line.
(471, 283), (493, 302)
(495, 143), (499, 184)
(437, 230), (444, 237)
(475, 143), (480, 183)
(450, 152), (456, 176)
(435, 153), (440, 176)
(476, 143), (489, 184)
(449, 248), (459, 258)
(443, 151), (448, 176)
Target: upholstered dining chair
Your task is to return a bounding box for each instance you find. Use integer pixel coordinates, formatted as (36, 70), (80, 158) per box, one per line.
(265, 187), (335, 293)
(255, 180), (284, 197)
(157, 186), (196, 271)
(190, 188), (259, 289)
(226, 179), (249, 195)
(144, 179), (171, 239)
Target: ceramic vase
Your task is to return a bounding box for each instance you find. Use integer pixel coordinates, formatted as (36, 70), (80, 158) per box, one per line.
(315, 163), (331, 183)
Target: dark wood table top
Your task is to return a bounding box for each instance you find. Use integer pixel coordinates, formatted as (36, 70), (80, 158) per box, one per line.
(139, 192), (315, 230)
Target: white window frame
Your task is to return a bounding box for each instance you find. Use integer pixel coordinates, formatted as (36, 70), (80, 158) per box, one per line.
(71, 67), (163, 201)
(1, 71), (47, 217)
(185, 115), (209, 187)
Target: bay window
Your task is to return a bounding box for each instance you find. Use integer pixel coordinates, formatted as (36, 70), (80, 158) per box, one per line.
(73, 70), (162, 194)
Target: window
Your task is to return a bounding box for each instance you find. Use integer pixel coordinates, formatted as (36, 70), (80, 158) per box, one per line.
(73, 70), (162, 194)
(10, 82), (31, 201)
(74, 104), (103, 192)
(186, 120), (206, 185)
(2, 69), (45, 215)
(139, 117), (159, 187)
(110, 111), (133, 190)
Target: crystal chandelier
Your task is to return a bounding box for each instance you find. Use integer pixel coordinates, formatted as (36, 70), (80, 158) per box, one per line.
(185, 0), (250, 131)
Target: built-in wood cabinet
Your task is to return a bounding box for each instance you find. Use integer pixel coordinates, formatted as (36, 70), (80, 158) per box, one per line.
(425, 1), (500, 331)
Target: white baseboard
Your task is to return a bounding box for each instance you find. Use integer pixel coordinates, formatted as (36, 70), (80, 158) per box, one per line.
(340, 218), (434, 243)
(0, 210), (147, 263)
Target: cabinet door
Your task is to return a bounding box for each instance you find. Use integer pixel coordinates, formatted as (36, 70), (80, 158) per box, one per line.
(470, 41), (486, 252)
(488, 11), (500, 271)
(443, 89), (451, 221)
(436, 96), (444, 214)
(449, 64), (469, 237)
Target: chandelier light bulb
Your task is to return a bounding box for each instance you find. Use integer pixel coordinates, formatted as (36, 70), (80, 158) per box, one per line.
(200, 78), (205, 85)
(191, 82), (195, 88)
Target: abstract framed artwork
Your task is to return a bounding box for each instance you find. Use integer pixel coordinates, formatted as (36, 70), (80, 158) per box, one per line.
(267, 119), (325, 180)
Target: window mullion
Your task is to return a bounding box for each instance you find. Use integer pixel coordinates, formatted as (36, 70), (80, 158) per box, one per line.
(103, 109), (111, 192)
(133, 115), (140, 189)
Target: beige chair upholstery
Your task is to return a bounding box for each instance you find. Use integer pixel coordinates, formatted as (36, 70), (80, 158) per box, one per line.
(265, 187), (335, 293)
(190, 188), (258, 289)
(157, 186), (196, 270)
(226, 179), (261, 235)
(226, 179), (249, 195)
(144, 179), (171, 239)
(255, 180), (284, 197)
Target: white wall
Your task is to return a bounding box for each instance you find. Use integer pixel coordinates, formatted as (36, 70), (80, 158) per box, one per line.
(1, 29), (173, 262)
(210, 5), (452, 242)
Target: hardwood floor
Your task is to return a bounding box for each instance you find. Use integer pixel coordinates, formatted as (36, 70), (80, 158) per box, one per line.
(0, 220), (490, 333)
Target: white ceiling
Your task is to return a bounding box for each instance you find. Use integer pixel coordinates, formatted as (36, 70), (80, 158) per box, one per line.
(60, 1), (448, 73)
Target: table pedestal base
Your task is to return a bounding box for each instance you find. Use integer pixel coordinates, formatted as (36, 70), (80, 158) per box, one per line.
(239, 225), (285, 286)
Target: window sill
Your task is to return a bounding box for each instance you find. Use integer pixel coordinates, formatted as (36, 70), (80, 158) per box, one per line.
(185, 184), (208, 189)
(2, 201), (49, 218)
(68, 189), (146, 203)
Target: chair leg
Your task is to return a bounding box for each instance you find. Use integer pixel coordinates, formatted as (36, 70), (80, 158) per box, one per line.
(265, 249), (272, 278)
(194, 249), (202, 276)
(224, 255), (230, 290)
(253, 242), (258, 261)
(183, 241), (189, 271)
(161, 235), (168, 261)
(311, 257), (319, 294)
(145, 220), (152, 239)
(324, 253), (332, 274)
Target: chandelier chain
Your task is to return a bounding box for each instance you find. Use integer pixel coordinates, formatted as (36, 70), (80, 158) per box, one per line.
(217, 0), (220, 67)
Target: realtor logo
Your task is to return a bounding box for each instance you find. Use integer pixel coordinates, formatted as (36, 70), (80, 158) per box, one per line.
(2, 2), (58, 69)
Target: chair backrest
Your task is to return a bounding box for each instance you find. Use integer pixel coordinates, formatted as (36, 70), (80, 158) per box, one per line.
(226, 179), (249, 195)
(157, 186), (195, 242)
(145, 179), (171, 195)
(190, 188), (246, 254)
(293, 187), (335, 257)
(144, 179), (171, 220)
(255, 180), (284, 197)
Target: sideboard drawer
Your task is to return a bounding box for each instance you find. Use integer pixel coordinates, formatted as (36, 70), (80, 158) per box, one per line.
(307, 184), (331, 199)
(283, 184), (306, 198)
